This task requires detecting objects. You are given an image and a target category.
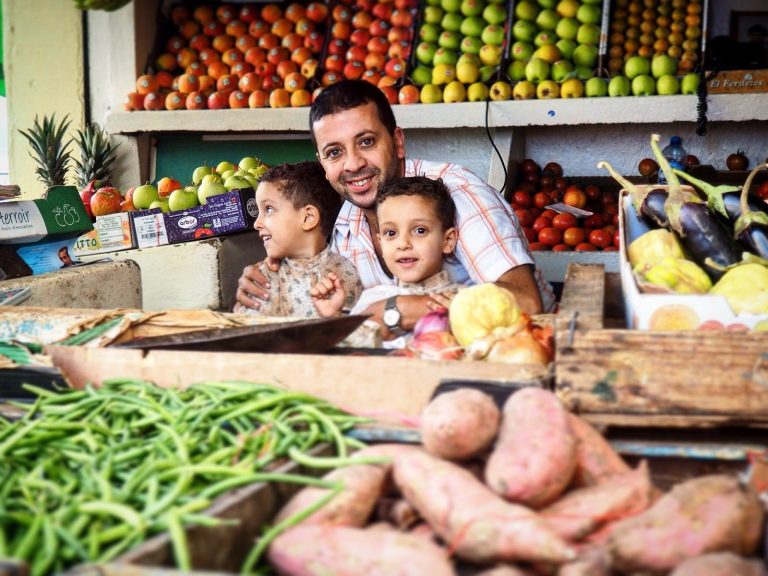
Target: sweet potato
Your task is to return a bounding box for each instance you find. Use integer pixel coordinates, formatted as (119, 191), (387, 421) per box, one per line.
(420, 388), (500, 461)
(541, 461), (654, 541)
(393, 446), (576, 565)
(557, 546), (612, 576)
(485, 388), (577, 508)
(274, 444), (403, 527)
(474, 565), (536, 576)
(670, 552), (768, 576)
(268, 524), (455, 576)
(609, 474), (765, 573)
(567, 413), (631, 487)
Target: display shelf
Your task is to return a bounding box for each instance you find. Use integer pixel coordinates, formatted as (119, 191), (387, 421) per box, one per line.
(105, 93), (768, 135)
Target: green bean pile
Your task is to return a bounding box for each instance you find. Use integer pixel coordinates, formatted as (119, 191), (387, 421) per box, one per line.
(0, 378), (372, 574)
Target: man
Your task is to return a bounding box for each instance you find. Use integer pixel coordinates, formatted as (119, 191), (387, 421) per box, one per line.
(58, 246), (74, 268)
(237, 80), (554, 335)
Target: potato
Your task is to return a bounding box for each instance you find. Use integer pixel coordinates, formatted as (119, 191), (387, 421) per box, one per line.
(670, 552), (768, 576)
(393, 446), (576, 565)
(568, 413), (631, 487)
(268, 524), (455, 576)
(420, 388), (500, 461)
(609, 474), (765, 573)
(485, 388), (577, 508)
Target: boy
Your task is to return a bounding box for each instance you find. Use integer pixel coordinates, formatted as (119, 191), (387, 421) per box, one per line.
(311, 176), (464, 344)
(234, 161), (362, 317)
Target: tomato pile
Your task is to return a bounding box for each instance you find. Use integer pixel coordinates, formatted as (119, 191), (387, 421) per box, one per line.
(510, 159), (621, 252)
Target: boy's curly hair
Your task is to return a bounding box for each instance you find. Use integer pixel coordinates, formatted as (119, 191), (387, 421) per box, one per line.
(259, 161), (342, 236)
(376, 176), (456, 231)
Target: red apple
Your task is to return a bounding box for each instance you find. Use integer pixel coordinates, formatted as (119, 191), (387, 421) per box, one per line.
(207, 91), (230, 109)
(90, 186), (122, 217)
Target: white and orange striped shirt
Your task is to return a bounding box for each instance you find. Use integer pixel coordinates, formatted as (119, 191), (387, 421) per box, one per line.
(330, 158), (557, 312)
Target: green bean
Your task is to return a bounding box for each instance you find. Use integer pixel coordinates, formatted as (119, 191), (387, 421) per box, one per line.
(297, 405), (348, 458)
(79, 501), (145, 532)
(31, 516), (58, 576)
(167, 509), (191, 571)
(12, 510), (43, 560)
(288, 446), (391, 469)
(0, 420), (41, 458)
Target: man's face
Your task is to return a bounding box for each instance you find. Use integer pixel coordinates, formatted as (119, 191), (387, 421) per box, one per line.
(313, 102), (405, 210)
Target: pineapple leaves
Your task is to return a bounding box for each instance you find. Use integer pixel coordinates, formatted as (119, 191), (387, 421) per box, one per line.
(19, 114), (73, 188)
(73, 122), (119, 190)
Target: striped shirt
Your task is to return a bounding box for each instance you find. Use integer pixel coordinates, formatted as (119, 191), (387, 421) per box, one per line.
(330, 158), (556, 312)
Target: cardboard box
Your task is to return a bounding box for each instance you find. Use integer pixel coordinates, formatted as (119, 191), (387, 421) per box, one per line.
(0, 186), (93, 244)
(706, 69), (768, 94)
(619, 192), (768, 330)
(132, 188), (257, 248)
(72, 212), (136, 257)
(14, 237), (81, 275)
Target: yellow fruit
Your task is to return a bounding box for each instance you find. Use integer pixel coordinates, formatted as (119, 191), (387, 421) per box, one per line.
(649, 304), (700, 331)
(628, 229), (685, 270)
(710, 264), (768, 315)
(449, 283), (524, 347)
(641, 257), (712, 294)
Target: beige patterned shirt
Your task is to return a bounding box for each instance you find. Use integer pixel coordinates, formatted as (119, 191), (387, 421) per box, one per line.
(239, 246), (362, 318)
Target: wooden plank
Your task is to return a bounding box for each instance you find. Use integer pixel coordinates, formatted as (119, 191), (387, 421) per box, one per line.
(555, 263), (605, 334)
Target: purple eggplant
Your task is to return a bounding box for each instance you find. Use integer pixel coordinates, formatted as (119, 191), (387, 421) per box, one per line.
(674, 169), (768, 223)
(597, 161), (669, 228)
(734, 164), (768, 259)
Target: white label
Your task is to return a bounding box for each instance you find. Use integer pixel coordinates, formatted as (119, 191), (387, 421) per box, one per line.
(0, 200), (46, 242)
(545, 203), (594, 218)
(134, 214), (168, 248)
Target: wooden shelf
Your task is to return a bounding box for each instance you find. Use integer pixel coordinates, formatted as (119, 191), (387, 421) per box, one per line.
(106, 93), (768, 135)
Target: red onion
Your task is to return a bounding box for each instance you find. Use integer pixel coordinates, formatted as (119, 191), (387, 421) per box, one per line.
(412, 308), (450, 338)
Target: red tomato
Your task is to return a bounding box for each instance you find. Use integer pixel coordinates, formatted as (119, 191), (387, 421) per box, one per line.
(589, 229), (613, 249)
(532, 216), (551, 235)
(533, 192), (551, 209)
(603, 224), (618, 236)
(552, 212), (578, 231)
(563, 185), (587, 209)
(574, 242), (597, 251)
(613, 212), (620, 226)
(540, 209), (558, 221)
(538, 226), (563, 247)
(529, 241), (548, 251)
(756, 181), (768, 200)
(614, 229), (621, 248)
(515, 207), (534, 227)
(584, 184), (601, 200)
(583, 214), (604, 229)
(552, 243), (572, 252)
(603, 246), (619, 251)
(522, 226), (536, 243)
(562, 226), (586, 247)
(513, 190), (532, 208)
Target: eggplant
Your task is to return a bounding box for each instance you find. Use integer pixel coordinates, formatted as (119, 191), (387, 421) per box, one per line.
(651, 135), (742, 280)
(597, 161), (669, 228)
(674, 169), (768, 223)
(734, 164), (768, 259)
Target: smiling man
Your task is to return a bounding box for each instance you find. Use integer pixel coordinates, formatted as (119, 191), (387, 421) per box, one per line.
(236, 80), (555, 331)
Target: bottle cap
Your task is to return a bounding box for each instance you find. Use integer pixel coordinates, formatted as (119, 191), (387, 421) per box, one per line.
(670, 136), (682, 145)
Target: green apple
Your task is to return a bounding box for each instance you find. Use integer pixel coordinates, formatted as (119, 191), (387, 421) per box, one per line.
(192, 166), (214, 186)
(479, 44), (502, 66)
(515, 1), (539, 21)
(460, 0), (484, 17)
(581, 0), (601, 4)
(550, 59), (574, 82)
(585, 76), (608, 97)
(506, 59), (528, 81)
(133, 183), (160, 210)
(433, 48), (459, 66)
(460, 16), (485, 37)
(238, 156), (260, 172)
(423, 6), (444, 24)
(149, 198), (170, 213)
(556, 0), (579, 18)
(219, 169), (236, 181)
(467, 81), (489, 101)
(443, 80), (467, 102)
(512, 79), (536, 99)
(457, 52), (481, 66)
(651, 54), (677, 79)
(215, 161), (235, 175)
(512, 20), (537, 42)
(439, 30), (462, 50)
(576, 4), (601, 25)
(416, 42), (438, 65)
(440, 0), (461, 12)
(572, 44), (598, 67)
(481, 24), (505, 46)
(534, 31), (558, 47)
(489, 80), (512, 100)
(538, 0), (557, 7)
(411, 65), (434, 86)
(168, 187), (199, 212)
(460, 36), (484, 54)
(560, 77), (584, 98)
(681, 72), (700, 95)
(574, 65), (593, 80)
(608, 75), (631, 97)
(432, 63), (457, 85)
(244, 174), (260, 190)
(624, 55), (650, 79)
(479, 64), (498, 82)
(536, 9), (560, 31)
(533, 43), (561, 63)
(525, 57), (550, 82)
(510, 40), (535, 61)
(556, 38), (577, 60)
(631, 74), (656, 96)
(555, 17), (579, 41)
(441, 12), (463, 31)
(201, 173), (222, 185)
(420, 83), (443, 103)
(198, 180), (228, 205)
(248, 165), (269, 180)
(224, 175), (253, 191)
(536, 79), (560, 99)
(576, 23), (601, 45)
(426, 0), (440, 6)
(456, 61), (480, 83)
(420, 23), (441, 43)
(656, 74), (680, 95)
(482, 3), (506, 25)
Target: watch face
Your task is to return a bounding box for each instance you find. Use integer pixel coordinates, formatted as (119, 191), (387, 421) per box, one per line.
(383, 308), (399, 327)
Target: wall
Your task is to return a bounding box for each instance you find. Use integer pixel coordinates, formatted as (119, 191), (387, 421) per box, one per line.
(709, 0), (766, 39)
(3, 1), (85, 199)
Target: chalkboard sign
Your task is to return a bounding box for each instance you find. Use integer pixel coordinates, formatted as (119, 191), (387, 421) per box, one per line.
(154, 134), (317, 183)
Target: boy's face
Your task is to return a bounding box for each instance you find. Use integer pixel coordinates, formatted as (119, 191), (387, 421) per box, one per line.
(254, 181), (307, 260)
(314, 102), (405, 210)
(377, 194), (457, 284)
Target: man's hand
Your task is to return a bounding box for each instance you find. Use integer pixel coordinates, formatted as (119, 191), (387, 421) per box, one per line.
(495, 264), (543, 315)
(361, 294), (434, 339)
(311, 273), (346, 318)
(235, 258), (280, 310)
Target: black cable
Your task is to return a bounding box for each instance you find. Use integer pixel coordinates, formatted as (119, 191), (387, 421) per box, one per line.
(695, 69), (717, 137)
(484, 98), (507, 196)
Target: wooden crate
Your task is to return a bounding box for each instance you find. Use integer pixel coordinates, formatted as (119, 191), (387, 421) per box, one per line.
(555, 263), (768, 428)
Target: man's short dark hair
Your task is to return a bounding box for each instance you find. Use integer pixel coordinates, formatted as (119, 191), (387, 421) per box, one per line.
(309, 80), (397, 148)
(259, 161), (342, 237)
(376, 176), (456, 231)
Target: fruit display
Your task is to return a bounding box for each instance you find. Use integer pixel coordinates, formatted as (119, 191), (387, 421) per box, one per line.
(509, 159), (621, 252)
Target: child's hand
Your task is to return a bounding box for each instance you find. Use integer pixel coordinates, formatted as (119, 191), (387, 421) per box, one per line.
(311, 272), (347, 317)
(428, 290), (456, 311)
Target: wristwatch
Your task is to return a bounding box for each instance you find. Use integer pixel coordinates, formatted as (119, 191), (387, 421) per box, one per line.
(382, 296), (405, 337)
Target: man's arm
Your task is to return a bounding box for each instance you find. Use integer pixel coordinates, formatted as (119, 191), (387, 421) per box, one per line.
(235, 259), (280, 310)
(494, 264), (543, 315)
(359, 295), (434, 339)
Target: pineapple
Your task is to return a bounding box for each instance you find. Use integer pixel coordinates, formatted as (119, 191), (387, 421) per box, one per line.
(73, 122), (118, 190)
(18, 114), (73, 189)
